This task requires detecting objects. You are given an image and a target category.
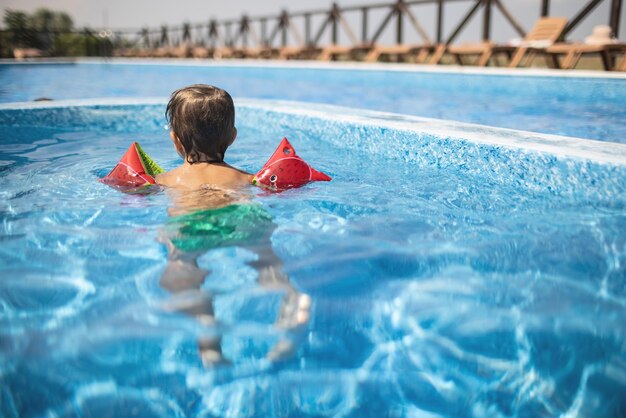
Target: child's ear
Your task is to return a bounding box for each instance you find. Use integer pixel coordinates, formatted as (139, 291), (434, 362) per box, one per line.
(170, 131), (185, 158)
(229, 127), (237, 145)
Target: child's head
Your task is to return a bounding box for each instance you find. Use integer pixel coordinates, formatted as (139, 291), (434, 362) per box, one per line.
(166, 84), (236, 164)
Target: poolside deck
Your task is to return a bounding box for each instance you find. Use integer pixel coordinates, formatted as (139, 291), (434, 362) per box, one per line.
(3, 0), (624, 71)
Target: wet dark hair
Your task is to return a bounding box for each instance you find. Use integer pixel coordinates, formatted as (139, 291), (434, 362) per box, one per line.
(166, 84), (235, 164)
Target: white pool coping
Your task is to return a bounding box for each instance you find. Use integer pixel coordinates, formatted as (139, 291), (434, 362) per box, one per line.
(244, 99), (626, 166)
(2, 57), (626, 79)
(2, 97), (626, 166)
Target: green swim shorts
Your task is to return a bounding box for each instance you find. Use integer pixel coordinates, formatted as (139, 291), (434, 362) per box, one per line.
(168, 204), (274, 253)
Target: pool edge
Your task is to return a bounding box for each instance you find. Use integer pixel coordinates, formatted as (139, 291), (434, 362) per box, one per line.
(1, 57), (625, 80)
(1, 97), (625, 166)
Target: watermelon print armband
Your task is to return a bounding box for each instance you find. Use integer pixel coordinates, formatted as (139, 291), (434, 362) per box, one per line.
(252, 138), (331, 191)
(100, 142), (164, 190)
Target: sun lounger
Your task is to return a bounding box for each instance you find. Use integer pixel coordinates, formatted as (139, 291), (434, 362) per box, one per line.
(620, 51), (626, 71)
(276, 45), (321, 60)
(363, 44), (432, 63)
(545, 42), (626, 70)
(191, 47), (210, 58)
(543, 26), (626, 70)
(242, 46), (284, 59)
(13, 48), (44, 60)
(277, 44), (363, 61)
(506, 17), (568, 68)
(436, 17), (568, 68)
(445, 42), (500, 66)
(316, 44), (355, 61)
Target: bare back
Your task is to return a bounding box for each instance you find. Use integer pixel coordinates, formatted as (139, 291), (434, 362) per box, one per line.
(157, 163), (255, 217)
(157, 162), (253, 191)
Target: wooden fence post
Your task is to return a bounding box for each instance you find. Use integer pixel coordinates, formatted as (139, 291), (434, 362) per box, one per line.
(436, 0), (444, 43)
(482, 0), (491, 41)
(610, 0), (622, 37)
(160, 25), (168, 47)
(541, 0), (550, 16)
(281, 10), (288, 47)
(332, 3), (339, 44)
(396, 0), (403, 44)
(305, 13), (311, 46)
(362, 7), (369, 44)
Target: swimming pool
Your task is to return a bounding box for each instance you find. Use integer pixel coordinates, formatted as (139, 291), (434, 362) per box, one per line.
(1, 59), (625, 143)
(2, 61), (626, 417)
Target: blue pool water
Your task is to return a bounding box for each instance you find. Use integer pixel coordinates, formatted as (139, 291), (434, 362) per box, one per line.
(2, 60), (626, 417)
(1, 97), (626, 417)
(1, 61), (625, 143)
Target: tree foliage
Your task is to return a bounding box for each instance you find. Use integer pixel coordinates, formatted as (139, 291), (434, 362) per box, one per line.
(1, 8), (110, 58)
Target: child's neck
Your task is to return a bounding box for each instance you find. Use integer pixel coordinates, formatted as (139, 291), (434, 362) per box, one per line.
(183, 160), (226, 168)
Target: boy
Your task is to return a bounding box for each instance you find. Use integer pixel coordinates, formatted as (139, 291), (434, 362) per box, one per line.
(156, 84), (310, 365)
(156, 84), (252, 190)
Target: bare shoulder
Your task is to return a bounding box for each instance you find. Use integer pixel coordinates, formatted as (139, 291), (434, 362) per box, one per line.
(155, 169), (177, 187)
(215, 164), (253, 187)
(229, 167), (255, 186)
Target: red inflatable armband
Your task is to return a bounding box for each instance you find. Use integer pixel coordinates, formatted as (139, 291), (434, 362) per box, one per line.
(100, 142), (164, 188)
(253, 138), (331, 191)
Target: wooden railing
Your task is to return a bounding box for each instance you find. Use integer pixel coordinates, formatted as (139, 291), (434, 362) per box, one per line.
(2, 0), (622, 65)
(111, 0), (622, 51)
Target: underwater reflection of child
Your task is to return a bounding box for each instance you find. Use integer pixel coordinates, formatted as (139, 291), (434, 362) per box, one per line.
(156, 84), (310, 365)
